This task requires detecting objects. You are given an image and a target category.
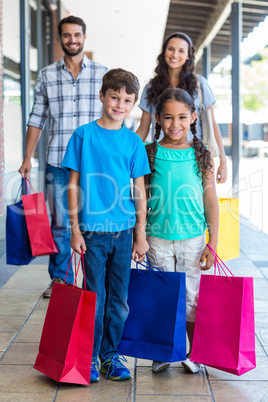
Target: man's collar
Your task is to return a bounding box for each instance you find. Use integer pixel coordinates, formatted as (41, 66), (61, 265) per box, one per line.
(59, 53), (89, 70)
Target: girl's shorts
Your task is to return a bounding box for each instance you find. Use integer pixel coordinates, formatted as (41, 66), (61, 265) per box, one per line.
(147, 233), (206, 322)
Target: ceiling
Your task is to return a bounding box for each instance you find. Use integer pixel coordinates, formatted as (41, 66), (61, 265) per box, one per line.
(164, 0), (268, 73)
(60, 0), (170, 91)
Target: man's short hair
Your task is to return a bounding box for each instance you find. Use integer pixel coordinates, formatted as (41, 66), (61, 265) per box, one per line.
(101, 68), (140, 102)
(58, 16), (86, 36)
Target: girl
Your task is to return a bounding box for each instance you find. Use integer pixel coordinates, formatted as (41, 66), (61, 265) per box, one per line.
(145, 88), (219, 374)
(137, 31), (227, 184)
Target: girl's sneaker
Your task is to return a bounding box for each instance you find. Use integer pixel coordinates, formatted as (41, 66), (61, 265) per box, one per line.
(181, 358), (200, 374)
(90, 360), (100, 382)
(100, 355), (131, 381)
(152, 361), (170, 373)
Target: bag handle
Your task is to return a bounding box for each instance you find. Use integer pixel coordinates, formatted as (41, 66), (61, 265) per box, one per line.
(24, 177), (36, 194)
(136, 253), (163, 276)
(15, 177), (31, 202)
(206, 244), (234, 280)
(64, 250), (87, 290)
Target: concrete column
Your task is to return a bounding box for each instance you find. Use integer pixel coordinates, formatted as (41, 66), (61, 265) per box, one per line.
(231, 1), (242, 196)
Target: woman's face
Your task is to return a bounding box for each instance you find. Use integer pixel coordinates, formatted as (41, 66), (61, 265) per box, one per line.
(164, 37), (189, 72)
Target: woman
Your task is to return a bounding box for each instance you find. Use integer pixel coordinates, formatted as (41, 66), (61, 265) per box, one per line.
(136, 32), (227, 183)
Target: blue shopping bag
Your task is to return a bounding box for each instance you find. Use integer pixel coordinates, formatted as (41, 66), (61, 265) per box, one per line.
(6, 179), (35, 265)
(118, 261), (186, 362)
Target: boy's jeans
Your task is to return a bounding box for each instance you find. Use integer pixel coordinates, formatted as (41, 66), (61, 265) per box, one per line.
(45, 164), (73, 284)
(83, 229), (133, 362)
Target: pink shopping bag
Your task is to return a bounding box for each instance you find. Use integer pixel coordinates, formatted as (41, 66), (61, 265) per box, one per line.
(191, 245), (256, 376)
(21, 179), (58, 256)
(34, 253), (96, 384)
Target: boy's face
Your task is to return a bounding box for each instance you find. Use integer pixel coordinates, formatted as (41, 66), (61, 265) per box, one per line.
(99, 88), (136, 124)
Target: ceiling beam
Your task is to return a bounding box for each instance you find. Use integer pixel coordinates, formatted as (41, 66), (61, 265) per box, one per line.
(170, 0), (218, 7)
(195, 0), (232, 63)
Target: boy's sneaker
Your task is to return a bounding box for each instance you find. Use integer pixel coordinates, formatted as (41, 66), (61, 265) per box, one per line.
(181, 358), (200, 374)
(43, 278), (64, 298)
(100, 355), (131, 381)
(90, 360), (100, 382)
(152, 361), (170, 373)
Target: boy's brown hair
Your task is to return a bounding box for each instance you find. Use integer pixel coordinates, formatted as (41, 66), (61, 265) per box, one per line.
(101, 68), (140, 102)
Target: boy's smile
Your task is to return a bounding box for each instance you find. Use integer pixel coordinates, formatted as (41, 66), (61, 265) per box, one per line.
(99, 88), (136, 130)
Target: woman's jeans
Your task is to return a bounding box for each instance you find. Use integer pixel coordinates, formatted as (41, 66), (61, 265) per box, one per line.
(83, 229), (133, 362)
(45, 164), (73, 284)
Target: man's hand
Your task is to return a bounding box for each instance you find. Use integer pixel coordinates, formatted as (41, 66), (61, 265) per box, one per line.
(18, 158), (32, 178)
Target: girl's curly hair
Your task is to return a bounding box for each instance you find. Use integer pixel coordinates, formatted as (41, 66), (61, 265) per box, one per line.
(145, 88), (213, 188)
(146, 32), (198, 106)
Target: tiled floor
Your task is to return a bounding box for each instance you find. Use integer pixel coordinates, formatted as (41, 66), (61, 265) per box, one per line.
(0, 220), (268, 401)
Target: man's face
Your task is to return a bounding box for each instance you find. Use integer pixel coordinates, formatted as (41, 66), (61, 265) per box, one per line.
(60, 23), (86, 57)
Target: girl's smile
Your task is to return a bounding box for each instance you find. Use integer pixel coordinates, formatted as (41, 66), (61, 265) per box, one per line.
(156, 99), (196, 147)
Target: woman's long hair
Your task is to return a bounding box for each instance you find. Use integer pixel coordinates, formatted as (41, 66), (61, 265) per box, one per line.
(145, 88), (212, 188)
(146, 32), (198, 106)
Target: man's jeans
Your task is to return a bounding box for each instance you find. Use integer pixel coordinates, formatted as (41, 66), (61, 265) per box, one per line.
(83, 229), (133, 362)
(46, 164), (73, 284)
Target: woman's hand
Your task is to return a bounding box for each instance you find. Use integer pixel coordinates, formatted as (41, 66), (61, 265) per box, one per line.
(216, 158), (227, 183)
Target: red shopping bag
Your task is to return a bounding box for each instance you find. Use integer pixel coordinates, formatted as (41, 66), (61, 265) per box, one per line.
(34, 253), (96, 384)
(21, 179), (58, 256)
(191, 245), (256, 376)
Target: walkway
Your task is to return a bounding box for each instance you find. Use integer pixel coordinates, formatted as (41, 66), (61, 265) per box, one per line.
(0, 218), (268, 401)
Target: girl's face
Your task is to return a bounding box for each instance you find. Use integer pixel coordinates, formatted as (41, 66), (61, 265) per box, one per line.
(156, 99), (196, 145)
(164, 37), (189, 71)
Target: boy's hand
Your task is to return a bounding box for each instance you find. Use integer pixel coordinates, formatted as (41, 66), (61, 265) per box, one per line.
(132, 236), (149, 263)
(71, 232), (87, 255)
(199, 245), (215, 271)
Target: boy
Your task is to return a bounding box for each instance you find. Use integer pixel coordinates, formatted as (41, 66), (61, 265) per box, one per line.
(61, 69), (150, 382)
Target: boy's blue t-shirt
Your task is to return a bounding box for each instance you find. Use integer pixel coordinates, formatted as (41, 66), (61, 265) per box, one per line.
(61, 120), (151, 232)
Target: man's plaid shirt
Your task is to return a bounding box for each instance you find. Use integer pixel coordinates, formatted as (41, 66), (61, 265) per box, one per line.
(28, 55), (108, 167)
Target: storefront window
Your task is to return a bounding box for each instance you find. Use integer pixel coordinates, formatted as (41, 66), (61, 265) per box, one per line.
(3, 0), (22, 175)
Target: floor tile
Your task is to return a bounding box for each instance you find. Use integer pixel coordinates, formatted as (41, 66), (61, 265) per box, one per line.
(3, 266), (49, 290)
(206, 355), (268, 381)
(25, 308), (48, 325)
(0, 365), (57, 393)
(0, 392), (55, 401)
(0, 332), (14, 353)
(135, 366), (210, 396)
(253, 279), (268, 300)
(35, 298), (50, 310)
(0, 342), (39, 365)
(56, 377), (133, 401)
(254, 299), (268, 313)
(0, 301), (36, 316)
(0, 288), (41, 302)
(210, 380), (268, 402)
(136, 396), (212, 401)
(0, 316), (25, 332)
(15, 324), (43, 343)
(260, 268), (268, 279)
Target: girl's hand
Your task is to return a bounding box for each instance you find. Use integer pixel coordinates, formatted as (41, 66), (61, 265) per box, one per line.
(199, 245), (215, 271)
(71, 232), (87, 255)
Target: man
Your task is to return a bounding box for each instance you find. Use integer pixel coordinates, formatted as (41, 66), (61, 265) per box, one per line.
(19, 16), (108, 297)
